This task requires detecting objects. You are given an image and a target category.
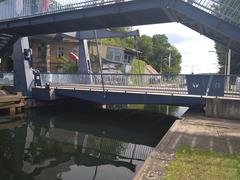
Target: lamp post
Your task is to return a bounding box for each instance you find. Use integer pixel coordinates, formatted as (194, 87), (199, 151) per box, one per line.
(209, 49), (231, 90)
(227, 49), (231, 90)
(168, 51), (171, 73)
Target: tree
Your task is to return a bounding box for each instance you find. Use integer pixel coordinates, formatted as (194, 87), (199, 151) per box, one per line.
(137, 34), (182, 74)
(136, 35), (153, 63)
(58, 56), (78, 73)
(97, 28), (182, 74)
(215, 43), (240, 75)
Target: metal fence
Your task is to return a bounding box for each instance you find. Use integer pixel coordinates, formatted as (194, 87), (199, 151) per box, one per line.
(0, 0), (239, 28)
(40, 73), (188, 94)
(2, 72), (240, 98)
(0, 0), (131, 21)
(183, 0), (240, 28)
(40, 73), (240, 98)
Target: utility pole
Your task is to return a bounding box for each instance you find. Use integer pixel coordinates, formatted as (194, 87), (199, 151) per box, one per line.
(227, 49), (231, 76)
(168, 51), (171, 73)
(227, 49), (231, 90)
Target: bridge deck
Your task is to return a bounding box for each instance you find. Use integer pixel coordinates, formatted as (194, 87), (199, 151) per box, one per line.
(33, 84), (206, 106)
(32, 82), (240, 106)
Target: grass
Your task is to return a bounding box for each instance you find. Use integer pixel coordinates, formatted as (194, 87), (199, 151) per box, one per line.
(164, 146), (240, 180)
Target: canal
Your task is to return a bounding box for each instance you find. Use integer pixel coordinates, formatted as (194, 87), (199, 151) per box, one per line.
(0, 105), (187, 180)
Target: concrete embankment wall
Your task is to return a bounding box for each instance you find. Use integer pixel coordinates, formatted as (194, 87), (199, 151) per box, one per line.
(205, 98), (240, 120)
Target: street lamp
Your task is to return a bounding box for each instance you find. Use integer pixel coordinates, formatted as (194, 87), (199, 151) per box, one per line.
(209, 49), (231, 90)
(168, 51), (171, 73)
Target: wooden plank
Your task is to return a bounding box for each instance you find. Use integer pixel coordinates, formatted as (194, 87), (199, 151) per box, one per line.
(0, 95), (22, 103)
(0, 102), (25, 110)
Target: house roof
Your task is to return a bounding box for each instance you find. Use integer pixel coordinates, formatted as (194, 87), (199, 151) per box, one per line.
(29, 34), (78, 43)
(145, 65), (158, 74)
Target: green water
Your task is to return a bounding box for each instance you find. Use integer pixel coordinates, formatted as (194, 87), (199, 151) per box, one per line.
(0, 107), (181, 180)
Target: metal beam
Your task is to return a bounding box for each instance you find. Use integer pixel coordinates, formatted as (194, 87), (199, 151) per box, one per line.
(64, 29), (139, 39)
(170, 0), (240, 51)
(0, 0), (239, 51)
(54, 88), (206, 106)
(13, 37), (34, 96)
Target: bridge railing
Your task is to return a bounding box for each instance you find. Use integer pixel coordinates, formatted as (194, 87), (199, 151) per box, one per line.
(0, 0), (239, 29)
(40, 73), (188, 93)
(1, 72), (240, 98)
(40, 73), (240, 98)
(0, 0), (131, 22)
(183, 0), (240, 27)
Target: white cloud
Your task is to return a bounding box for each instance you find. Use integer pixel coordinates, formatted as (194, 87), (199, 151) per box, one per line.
(133, 23), (219, 74)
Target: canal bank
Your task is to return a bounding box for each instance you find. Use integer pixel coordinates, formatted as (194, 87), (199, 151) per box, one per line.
(134, 110), (240, 180)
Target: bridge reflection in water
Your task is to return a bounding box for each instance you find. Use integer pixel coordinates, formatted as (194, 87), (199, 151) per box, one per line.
(0, 109), (175, 180)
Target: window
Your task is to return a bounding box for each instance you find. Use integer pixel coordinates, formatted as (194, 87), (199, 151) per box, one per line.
(123, 53), (133, 64)
(37, 44), (47, 59)
(106, 48), (114, 61)
(114, 50), (122, 62)
(58, 47), (64, 58)
(106, 47), (123, 63)
(128, 55), (132, 63)
(124, 54), (128, 62)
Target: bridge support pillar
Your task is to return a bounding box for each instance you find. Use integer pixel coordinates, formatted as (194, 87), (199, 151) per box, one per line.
(79, 40), (92, 73)
(79, 39), (92, 83)
(13, 37), (34, 96)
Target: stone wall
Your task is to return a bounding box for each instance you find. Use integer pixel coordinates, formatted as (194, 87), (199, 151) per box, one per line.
(205, 98), (240, 120)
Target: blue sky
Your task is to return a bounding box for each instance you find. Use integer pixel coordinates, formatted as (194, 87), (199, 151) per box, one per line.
(133, 23), (219, 74)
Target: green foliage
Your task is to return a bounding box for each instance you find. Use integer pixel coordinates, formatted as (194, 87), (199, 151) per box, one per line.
(137, 34), (182, 74)
(164, 146), (240, 180)
(136, 35), (153, 62)
(130, 59), (146, 85)
(130, 59), (146, 74)
(215, 43), (240, 75)
(100, 27), (182, 74)
(58, 56), (78, 73)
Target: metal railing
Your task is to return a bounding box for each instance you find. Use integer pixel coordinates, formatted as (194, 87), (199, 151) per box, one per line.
(40, 73), (240, 98)
(45, 126), (153, 161)
(2, 72), (240, 98)
(0, 0), (131, 22)
(0, 0), (239, 28)
(183, 0), (240, 28)
(40, 73), (188, 94)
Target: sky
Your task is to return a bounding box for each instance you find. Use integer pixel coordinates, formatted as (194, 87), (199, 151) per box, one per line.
(133, 23), (219, 74)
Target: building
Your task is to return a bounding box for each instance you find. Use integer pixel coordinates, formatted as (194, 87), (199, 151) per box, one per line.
(29, 34), (138, 73)
(30, 34), (79, 72)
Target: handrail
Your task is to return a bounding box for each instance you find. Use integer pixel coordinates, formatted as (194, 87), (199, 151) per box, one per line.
(0, 0), (239, 28)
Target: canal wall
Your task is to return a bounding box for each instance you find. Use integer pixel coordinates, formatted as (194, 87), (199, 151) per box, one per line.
(134, 112), (240, 180)
(205, 98), (240, 120)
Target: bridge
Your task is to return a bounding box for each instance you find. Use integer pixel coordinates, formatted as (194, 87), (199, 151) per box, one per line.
(0, 0), (239, 108)
(32, 73), (240, 106)
(0, 0), (240, 53)
(2, 73), (240, 107)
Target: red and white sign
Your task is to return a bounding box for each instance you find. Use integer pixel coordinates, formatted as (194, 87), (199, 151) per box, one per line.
(68, 52), (79, 62)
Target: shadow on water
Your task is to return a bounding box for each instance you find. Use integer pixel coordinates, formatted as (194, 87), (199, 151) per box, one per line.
(0, 105), (177, 180)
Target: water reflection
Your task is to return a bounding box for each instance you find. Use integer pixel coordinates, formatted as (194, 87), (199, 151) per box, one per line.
(0, 109), (176, 180)
(110, 104), (188, 118)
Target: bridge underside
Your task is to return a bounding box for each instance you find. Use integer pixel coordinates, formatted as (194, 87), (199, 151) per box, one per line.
(0, 0), (239, 53)
(32, 87), (206, 107)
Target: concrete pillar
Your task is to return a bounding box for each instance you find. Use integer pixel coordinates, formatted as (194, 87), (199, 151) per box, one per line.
(205, 98), (240, 120)
(79, 40), (92, 73)
(79, 40), (92, 84)
(13, 37), (34, 96)
(46, 44), (51, 73)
